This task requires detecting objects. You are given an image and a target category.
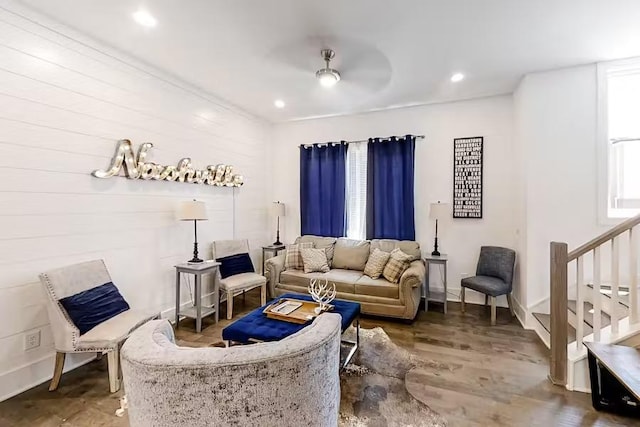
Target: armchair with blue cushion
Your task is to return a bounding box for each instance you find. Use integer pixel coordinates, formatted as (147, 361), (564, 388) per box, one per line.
(461, 246), (516, 325)
(213, 239), (266, 320)
(39, 259), (157, 393)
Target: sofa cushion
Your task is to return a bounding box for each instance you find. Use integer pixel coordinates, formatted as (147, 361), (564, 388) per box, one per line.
(371, 239), (421, 261)
(300, 248), (330, 273)
(77, 309), (154, 349)
(461, 275), (509, 297)
(220, 272), (266, 292)
(332, 238), (370, 271)
(280, 268), (361, 294)
(355, 275), (399, 299)
(284, 242), (313, 271)
(383, 248), (414, 283)
(295, 236), (337, 267)
(363, 248), (390, 279)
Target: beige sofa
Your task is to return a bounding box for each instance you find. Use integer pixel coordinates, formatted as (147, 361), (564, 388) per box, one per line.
(265, 236), (425, 320)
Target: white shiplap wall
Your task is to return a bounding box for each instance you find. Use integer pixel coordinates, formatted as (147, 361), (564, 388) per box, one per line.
(0, 2), (272, 400)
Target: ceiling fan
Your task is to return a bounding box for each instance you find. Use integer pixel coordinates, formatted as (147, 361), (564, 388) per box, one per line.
(315, 49), (341, 88)
(266, 37), (391, 94)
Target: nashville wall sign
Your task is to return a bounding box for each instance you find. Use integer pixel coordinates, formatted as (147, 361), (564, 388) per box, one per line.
(92, 139), (244, 187)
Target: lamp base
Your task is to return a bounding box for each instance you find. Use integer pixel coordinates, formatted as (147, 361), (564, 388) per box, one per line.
(189, 241), (202, 264)
(273, 240), (283, 246)
(432, 235), (440, 257)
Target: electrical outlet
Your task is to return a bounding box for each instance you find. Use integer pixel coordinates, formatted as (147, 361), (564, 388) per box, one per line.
(24, 330), (41, 351)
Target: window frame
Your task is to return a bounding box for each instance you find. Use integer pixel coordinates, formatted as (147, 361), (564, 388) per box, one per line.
(597, 57), (640, 224)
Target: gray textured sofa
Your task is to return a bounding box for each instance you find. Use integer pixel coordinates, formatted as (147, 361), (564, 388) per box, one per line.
(121, 315), (341, 427)
(266, 236), (425, 320)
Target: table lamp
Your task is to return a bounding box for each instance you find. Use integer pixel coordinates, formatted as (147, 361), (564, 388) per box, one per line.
(272, 201), (285, 246)
(178, 200), (208, 263)
(429, 201), (450, 256)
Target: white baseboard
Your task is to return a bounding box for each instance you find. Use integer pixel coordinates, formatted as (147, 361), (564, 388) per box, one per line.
(511, 295), (528, 329)
(160, 290), (219, 321)
(0, 352), (96, 402)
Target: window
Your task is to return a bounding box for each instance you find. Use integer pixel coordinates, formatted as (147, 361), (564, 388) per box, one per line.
(599, 59), (640, 219)
(345, 142), (367, 239)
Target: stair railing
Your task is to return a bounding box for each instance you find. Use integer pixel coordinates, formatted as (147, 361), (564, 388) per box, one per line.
(549, 213), (640, 386)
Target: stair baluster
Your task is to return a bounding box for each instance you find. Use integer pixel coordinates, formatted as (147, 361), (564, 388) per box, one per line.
(593, 246), (602, 342)
(576, 256), (584, 350)
(630, 227), (638, 324)
(610, 237), (620, 336)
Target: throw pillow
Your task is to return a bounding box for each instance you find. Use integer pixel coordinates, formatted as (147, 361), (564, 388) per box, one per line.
(295, 236), (337, 267)
(382, 248), (413, 283)
(217, 253), (255, 279)
(59, 282), (130, 335)
(363, 248), (391, 279)
(300, 248), (330, 273)
(284, 242), (314, 270)
(332, 238), (371, 271)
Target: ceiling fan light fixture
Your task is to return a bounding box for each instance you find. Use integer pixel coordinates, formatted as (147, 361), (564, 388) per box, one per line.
(450, 72), (465, 83)
(316, 69), (340, 87)
(316, 49), (341, 88)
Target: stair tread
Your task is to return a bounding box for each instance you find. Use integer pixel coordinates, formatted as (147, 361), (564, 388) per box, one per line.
(567, 300), (608, 330)
(586, 283), (631, 307)
(533, 312), (576, 343)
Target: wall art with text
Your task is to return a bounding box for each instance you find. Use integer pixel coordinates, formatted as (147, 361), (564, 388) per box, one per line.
(453, 136), (483, 218)
(91, 139), (244, 187)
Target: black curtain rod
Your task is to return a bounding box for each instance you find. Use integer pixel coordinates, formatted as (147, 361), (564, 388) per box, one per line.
(300, 134), (425, 148)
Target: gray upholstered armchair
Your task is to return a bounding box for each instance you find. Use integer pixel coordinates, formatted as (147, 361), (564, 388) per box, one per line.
(39, 260), (157, 392)
(461, 246), (516, 325)
(121, 315), (341, 427)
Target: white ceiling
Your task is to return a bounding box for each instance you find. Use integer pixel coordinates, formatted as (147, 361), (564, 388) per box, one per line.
(17, 0), (640, 122)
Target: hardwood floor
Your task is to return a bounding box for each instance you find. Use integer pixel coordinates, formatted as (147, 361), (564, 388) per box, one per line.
(0, 289), (636, 426)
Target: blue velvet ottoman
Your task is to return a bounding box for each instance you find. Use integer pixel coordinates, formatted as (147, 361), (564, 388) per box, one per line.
(222, 293), (360, 368)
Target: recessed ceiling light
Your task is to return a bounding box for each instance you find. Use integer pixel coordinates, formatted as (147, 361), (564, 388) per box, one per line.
(274, 99), (285, 109)
(133, 10), (157, 28)
(450, 73), (465, 83)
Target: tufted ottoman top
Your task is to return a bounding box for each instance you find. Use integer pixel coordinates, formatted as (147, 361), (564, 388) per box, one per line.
(222, 293), (360, 343)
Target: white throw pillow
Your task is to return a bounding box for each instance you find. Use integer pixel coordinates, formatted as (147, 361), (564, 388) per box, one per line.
(363, 248), (391, 279)
(300, 248), (330, 273)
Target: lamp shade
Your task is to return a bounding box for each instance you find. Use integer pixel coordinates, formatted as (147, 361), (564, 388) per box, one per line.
(177, 200), (208, 221)
(429, 202), (450, 220)
(272, 202), (285, 217)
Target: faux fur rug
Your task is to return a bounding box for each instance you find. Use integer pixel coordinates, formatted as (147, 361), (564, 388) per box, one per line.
(176, 327), (446, 426)
(339, 327), (447, 427)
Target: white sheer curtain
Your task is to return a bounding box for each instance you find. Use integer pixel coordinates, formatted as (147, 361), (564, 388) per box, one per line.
(345, 142), (368, 240)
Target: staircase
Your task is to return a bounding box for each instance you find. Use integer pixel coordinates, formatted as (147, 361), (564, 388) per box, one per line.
(532, 214), (640, 392)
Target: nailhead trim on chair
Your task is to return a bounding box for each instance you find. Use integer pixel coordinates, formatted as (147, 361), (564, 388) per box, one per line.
(40, 260), (158, 354)
(40, 271), (81, 349)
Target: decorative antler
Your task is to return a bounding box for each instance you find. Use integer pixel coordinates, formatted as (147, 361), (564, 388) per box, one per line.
(308, 278), (336, 314)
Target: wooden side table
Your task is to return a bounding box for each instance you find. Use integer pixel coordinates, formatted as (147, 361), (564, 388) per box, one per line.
(175, 261), (220, 333)
(424, 254), (448, 314)
(585, 342), (640, 416)
(262, 244), (285, 274)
